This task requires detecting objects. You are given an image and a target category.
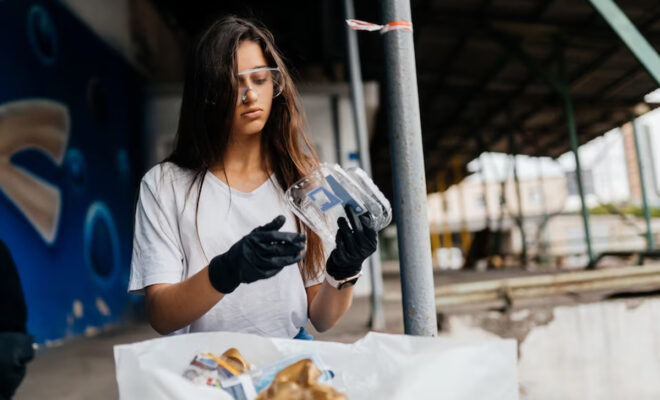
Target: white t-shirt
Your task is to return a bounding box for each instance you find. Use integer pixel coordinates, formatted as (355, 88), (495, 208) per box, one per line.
(128, 162), (324, 338)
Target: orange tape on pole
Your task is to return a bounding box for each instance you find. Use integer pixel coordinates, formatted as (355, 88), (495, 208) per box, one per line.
(346, 19), (413, 34)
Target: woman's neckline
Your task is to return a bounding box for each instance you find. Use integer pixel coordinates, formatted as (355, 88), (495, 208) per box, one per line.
(205, 170), (275, 197)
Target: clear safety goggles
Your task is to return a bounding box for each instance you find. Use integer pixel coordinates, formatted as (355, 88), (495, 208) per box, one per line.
(237, 67), (283, 104)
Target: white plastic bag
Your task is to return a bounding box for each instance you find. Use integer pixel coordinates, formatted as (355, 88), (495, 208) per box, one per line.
(114, 331), (518, 400)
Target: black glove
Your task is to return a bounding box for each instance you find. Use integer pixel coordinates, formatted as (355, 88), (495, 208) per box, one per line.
(208, 215), (306, 294)
(0, 240), (27, 333)
(326, 205), (378, 281)
(0, 240), (33, 399)
(0, 332), (33, 399)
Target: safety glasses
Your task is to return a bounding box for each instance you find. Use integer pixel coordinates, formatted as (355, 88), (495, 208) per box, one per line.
(237, 67), (283, 104)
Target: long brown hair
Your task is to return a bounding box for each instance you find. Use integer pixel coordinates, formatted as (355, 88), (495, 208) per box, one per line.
(165, 16), (324, 282)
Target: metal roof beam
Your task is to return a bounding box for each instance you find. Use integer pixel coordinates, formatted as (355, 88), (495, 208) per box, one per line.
(472, 34), (561, 152)
(568, 4), (660, 90)
(598, 68), (650, 100)
(532, 0), (557, 17)
(432, 54), (509, 144)
(422, 1), (660, 174)
(426, 68), (538, 172)
(509, 94), (646, 154)
(432, 95), (639, 139)
(480, 3), (660, 158)
(473, 4), (660, 151)
(415, 9), (660, 41)
(419, 34), (470, 149)
(424, 54), (509, 172)
(524, 67), (655, 154)
(533, 110), (621, 155)
(537, 4), (660, 155)
(423, 3), (570, 172)
(501, 99), (638, 156)
(419, 0), (494, 150)
(490, 29), (565, 94)
(589, 0), (660, 86)
(527, 98), (660, 156)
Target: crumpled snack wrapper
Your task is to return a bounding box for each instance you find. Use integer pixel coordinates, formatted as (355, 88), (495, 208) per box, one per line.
(256, 358), (347, 400)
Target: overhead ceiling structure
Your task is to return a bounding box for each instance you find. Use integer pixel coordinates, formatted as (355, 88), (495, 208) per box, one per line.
(149, 0), (377, 82)
(396, 0), (660, 192)
(150, 0), (660, 198)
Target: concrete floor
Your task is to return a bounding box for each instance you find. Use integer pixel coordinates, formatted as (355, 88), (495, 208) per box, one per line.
(14, 323), (158, 400)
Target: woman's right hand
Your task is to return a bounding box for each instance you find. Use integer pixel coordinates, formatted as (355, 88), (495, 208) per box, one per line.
(208, 215), (305, 294)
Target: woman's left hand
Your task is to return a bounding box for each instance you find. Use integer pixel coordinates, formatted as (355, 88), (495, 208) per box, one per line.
(325, 205), (378, 281)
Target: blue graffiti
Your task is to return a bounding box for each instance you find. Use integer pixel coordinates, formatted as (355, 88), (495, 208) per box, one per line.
(64, 148), (87, 192)
(0, 1), (143, 343)
(83, 201), (120, 286)
(27, 5), (58, 66)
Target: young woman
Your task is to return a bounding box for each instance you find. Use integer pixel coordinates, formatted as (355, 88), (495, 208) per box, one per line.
(128, 16), (377, 338)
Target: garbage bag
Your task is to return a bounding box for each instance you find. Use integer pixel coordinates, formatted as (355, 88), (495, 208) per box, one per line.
(114, 331), (518, 400)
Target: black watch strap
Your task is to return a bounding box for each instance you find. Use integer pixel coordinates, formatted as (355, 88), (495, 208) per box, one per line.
(325, 272), (361, 290)
(337, 276), (359, 290)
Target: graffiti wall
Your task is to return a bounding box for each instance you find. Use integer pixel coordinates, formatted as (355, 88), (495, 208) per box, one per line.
(0, 0), (143, 343)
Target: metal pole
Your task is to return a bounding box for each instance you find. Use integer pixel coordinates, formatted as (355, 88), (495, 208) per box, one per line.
(452, 158), (471, 254)
(536, 158), (549, 262)
(437, 173), (453, 249)
(344, 0), (374, 173)
(382, 0), (437, 336)
(479, 154), (495, 267)
(344, 0), (386, 330)
(631, 117), (654, 250)
(558, 43), (595, 266)
(588, 0), (660, 86)
(491, 33), (595, 266)
(430, 173), (444, 267)
(537, 158), (548, 219)
(564, 91), (595, 265)
(479, 155), (492, 231)
(511, 149), (527, 267)
(458, 179), (471, 253)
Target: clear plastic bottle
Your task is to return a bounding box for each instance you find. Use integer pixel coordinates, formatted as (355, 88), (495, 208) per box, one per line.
(285, 163), (392, 248)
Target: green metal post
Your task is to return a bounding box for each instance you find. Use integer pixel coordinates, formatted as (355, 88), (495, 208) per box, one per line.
(536, 158), (549, 263)
(510, 133), (527, 267)
(490, 31), (596, 266)
(631, 117), (655, 250)
(479, 155), (492, 230)
(537, 158), (548, 219)
(589, 0), (660, 86)
(588, 0), (660, 256)
(563, 90), (595, 265)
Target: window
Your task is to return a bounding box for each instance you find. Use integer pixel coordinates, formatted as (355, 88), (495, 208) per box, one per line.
(566, 170), (594, 195)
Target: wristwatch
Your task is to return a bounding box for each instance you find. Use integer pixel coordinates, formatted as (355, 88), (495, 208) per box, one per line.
(325, 272), (361, 290)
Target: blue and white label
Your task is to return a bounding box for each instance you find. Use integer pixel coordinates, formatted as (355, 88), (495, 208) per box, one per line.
(307, 186), (342, 212)
(306, 175), (365, 214)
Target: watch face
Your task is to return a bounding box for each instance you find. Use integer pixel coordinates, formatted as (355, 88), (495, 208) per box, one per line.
(338, 277), (359, 290)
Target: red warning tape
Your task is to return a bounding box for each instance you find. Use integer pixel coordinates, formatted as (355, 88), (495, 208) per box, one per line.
(346, 19), (413, 34)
